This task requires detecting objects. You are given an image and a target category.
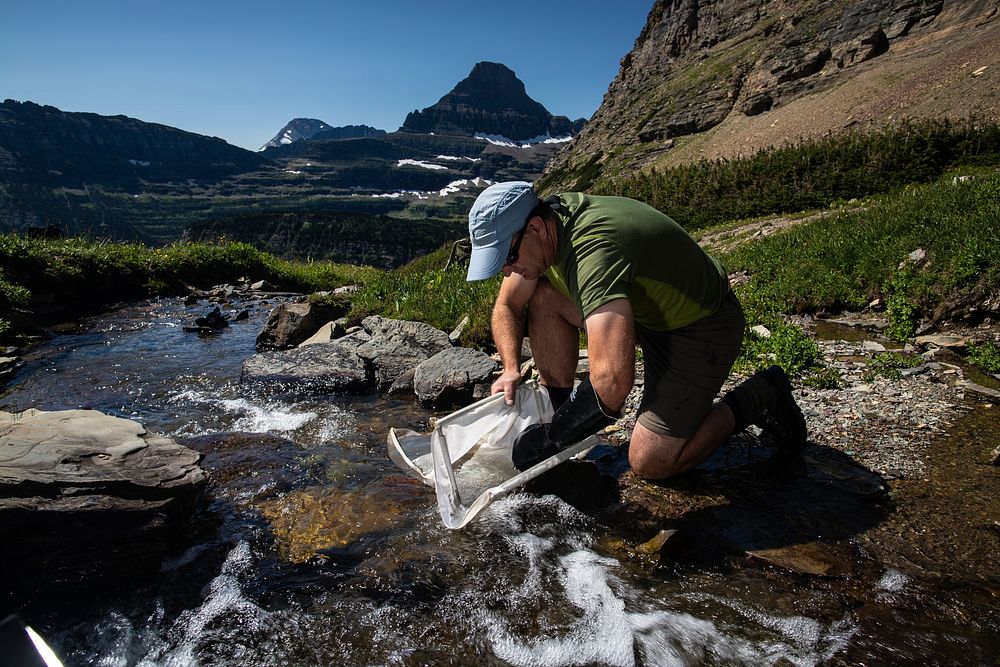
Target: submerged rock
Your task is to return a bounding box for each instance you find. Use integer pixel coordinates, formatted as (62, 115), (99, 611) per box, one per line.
(0, 409), (207, 600)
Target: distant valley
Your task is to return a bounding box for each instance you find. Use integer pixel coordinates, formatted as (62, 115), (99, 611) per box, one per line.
(0, 62), (583, 267)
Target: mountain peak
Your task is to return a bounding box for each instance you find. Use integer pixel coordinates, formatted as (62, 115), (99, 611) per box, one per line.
(400, 62), (579, 142)
(261, 118), (385, 151)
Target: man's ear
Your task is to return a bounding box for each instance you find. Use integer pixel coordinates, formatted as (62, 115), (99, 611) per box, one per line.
(527, 215), (546, 236)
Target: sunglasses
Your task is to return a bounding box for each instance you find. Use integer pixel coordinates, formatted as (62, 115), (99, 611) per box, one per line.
(504, 225), (528, 266)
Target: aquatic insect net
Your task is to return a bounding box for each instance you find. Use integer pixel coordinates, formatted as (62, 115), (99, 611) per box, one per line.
(388, 382), (597, 528)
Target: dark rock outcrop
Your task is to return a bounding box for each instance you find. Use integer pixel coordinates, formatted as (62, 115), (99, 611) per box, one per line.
(400, 62), (578, 141)
(256, 300), (350, 350)
(0, 409), (207, 599)
(413, 347), (497, 408)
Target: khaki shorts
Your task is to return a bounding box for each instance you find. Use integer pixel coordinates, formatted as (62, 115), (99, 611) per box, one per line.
(635, 291), (745, 439)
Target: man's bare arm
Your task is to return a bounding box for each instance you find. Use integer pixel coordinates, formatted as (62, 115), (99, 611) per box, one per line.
(491, 273), (538, 403)
(583, 299), (635, 414)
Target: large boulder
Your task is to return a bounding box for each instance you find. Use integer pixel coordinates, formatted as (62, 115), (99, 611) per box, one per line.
(0, 409), (207, 599)
(357, 316), (452, 390)
(413, 347), (497, 408)
(241, 330), (373, 391)
(256, 300), (349, 350)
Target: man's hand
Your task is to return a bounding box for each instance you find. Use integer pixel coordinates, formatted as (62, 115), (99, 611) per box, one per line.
(491, 369), (522, 405)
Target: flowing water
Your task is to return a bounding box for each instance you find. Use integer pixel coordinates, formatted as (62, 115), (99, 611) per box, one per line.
(2, 297), (997, 666)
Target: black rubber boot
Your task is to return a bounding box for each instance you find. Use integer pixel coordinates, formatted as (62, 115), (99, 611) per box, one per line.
(543, 385), (573, 411)
(512, 378), (617, 471)
(722, 365), (807, 455)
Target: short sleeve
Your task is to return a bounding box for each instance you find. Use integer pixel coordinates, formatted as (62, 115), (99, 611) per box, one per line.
(571, 235), (633, 319)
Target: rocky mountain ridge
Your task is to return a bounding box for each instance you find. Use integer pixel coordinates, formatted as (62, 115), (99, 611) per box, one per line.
(260, 118), (385, 151)
(0, 62), (579, 260)
(543, 0), (1000, 192)
(401, 62), (585, 142)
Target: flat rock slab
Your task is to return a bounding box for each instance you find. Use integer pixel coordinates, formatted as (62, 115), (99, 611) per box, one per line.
(0, 409), (207, 601)
(0, 409), (206, 501)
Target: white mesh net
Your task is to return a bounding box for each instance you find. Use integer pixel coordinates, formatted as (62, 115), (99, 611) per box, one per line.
(388, 382), (598, 528)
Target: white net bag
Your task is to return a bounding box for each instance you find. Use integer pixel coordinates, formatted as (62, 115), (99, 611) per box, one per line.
(388, 382), (598, 529)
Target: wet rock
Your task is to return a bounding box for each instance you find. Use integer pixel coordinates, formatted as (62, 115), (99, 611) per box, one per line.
(242, 330), (372, 391)
(256, 301), (349, 350)
(0, 409), (207, 598)
(194, 306), (228, 330)
(747, 541), (853, 577)
(387, 368), (416, 396)
(183, 293), (199, 306)
(233, 308), (250, 322)
(357, 316), (452, 391)
(991, 445), (1000, 466)
(250, 279), (275, 291)
(0, 356), (21, 383)
(413, 347), (497, 408)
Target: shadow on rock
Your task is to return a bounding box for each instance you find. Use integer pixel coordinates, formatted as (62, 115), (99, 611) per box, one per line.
(536, 435), (893, 577)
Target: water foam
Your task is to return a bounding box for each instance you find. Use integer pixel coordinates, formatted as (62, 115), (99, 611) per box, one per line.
(171, 389), (317, 433)
(137, 542), (271, 667)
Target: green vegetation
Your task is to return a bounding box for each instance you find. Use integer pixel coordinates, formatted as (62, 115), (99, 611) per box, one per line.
(967, 342), (1000, 374)
(864, 351), (923, 381)
(347, 245), (500, 346)
(3, 125), (998, 382)
(720, 173), (1000, 342)
(591, 120), (1000, 231)
(0, 235), (377, 325)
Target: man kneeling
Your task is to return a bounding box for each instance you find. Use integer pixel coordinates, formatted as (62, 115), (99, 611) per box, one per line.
(464, 182), (807, 477)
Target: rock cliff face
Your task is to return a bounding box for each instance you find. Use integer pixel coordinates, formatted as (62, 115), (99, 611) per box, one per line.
(543, 0), (1000, 191)
(260, 118), (385, 151)
(401, 62), (584, 141)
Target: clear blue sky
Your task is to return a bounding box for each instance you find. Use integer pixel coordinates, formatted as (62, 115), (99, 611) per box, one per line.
(1, 0), (652, 151)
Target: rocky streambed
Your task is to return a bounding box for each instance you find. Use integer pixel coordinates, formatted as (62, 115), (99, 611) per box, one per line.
(0, 293), (997, 665)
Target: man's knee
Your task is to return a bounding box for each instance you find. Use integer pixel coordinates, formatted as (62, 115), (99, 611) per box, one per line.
(628, 427), (689, 480)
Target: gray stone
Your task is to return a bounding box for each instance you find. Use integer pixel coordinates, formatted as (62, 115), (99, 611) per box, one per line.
(256, 301), (349, 350)
(413, 347), (498, 408)
(299, 320), (337, 346)
(358, 316), (452, 390)
(242, 331), (372, 391)
(0, 409), (207, 596)
(915, 334), (967, 350)
(992, 445), (1000, 466)
(862, 340), (887, 353)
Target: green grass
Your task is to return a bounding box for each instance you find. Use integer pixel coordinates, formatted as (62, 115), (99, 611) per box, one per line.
(720, 172), (1000, 342)
(967, 342), (1000, 374)
(590, 119), (1000, 231)
(0, 235), (378, 326)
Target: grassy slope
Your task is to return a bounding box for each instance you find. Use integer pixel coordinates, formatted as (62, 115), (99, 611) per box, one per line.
(3, 133), (998, 374)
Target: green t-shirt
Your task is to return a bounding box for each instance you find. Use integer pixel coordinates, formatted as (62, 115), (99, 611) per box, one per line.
(544, 193), (728, 332)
